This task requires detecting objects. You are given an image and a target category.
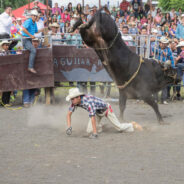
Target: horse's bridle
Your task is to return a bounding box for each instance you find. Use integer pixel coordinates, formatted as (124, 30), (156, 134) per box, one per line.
(92, 30), (120, 51)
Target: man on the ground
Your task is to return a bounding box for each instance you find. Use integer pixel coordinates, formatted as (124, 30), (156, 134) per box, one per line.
(66, 88), (142, 139)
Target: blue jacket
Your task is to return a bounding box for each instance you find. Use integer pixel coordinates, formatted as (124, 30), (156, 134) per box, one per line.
(153, 46), (175, 67)
(22, 18), (38, 37)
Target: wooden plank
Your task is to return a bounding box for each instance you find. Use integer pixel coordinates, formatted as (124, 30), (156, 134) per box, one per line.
(45, 87), (51, 105)
(0, 48), (54, 92)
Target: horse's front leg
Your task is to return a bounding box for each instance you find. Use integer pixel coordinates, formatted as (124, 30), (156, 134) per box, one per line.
(119, 90), (127, 121)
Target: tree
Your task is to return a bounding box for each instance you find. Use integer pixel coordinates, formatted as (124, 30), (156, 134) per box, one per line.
(0, 0), (29, 13)
(158, 0), (184, 11)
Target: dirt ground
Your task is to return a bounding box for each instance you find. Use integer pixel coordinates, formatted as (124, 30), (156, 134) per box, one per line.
(0, 99), (184, 184)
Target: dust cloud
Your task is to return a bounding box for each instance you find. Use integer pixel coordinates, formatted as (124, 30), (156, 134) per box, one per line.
(26, 104), (89, 134)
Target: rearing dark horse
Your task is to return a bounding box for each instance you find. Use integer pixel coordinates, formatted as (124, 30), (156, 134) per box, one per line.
(70, 8), (180, 123)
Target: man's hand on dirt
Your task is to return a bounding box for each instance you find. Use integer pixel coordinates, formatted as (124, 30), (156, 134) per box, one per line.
(66, 127), (72, 135)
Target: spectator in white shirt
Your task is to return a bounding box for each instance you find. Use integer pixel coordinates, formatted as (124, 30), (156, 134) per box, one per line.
(0, 7), (17, 106)
(148, 5), (156, 18)
(35, 14), (44, 38)
(121, 25), (134, 46)
(0, 6), (12, 37)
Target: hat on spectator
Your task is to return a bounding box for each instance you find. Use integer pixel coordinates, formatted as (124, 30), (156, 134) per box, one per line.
(50, 22), (59, 28)
(30, 9), (39, 16)
(0, 40), (11, 49)
(143, 23), (148, 26)
(32, 38), (39, 42)
(128, 22), (136, 26)
(73, 14), (78, 18)
(17, 17), (22, 21)
(181, 14), (184, 17)
(66, 88), (84, 101)
(159, 36), (169, 44)
(151, 28), (158, 34)
(33, 6), (39, 9)
(176, 41), (184, 47)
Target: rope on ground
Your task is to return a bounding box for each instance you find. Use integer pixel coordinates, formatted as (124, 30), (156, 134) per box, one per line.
(0, 101), (23, 111)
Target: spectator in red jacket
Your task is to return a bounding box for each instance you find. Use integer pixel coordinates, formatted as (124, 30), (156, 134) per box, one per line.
(61, 9), (70, 23)
(120, 0), (130, 16)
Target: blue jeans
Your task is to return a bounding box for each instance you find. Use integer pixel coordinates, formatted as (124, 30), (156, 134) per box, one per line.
(23, 39), (36, 69)
(23, 89), (36, 104)
(176, 63), (184, 78)
(161, 87), (167, 102)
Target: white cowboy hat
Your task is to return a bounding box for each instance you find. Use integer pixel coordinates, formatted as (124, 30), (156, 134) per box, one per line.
(73, 14), (78, 18)
(17, 17), (22, 21)
(159, 36), (169, 44)
(151, 28), (158, 34)
(66, 88), (85, 101)
(143, 23), (148, 26)
(0, 40), (11, 47)
(32, 37), (39, 42)
(50, 22), (59, 28)
(176, 41), (184, 47)
(0, 40), (11, 50)
(30, 9), (39, 16)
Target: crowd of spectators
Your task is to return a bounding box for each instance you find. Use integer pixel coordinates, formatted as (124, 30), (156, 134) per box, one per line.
(1, 0), (184, 105)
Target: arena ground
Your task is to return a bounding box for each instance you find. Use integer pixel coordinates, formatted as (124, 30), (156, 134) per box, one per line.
(0, 96), (184, 184)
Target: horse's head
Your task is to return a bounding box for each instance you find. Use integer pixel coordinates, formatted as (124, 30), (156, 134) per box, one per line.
(70, 7), (119, 48)
(69, 15), (83, 33)
(161, 64), (181, 84)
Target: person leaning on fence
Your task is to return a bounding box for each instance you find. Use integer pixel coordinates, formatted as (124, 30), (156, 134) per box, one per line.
(167, 39), (181, 100)
(121, 25), (134, 46)
(22, 38), (41, 108)
(0, 40), (12, 106)
(48, 22), (61, 45)
(153, 36), (175, 104)
(22, 9), (44, 74)
(66, 88), (143, 139)
(175, 41), (184, 79)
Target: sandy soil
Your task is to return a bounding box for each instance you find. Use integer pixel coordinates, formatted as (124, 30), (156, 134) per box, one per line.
(0, 99), (184, 184)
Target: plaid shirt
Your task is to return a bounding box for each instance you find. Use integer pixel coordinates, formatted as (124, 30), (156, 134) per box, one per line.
(153, 46), (175, 67)
(69, 95), (108, 117)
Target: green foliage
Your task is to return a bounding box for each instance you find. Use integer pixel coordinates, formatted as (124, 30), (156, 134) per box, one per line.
(0, 0), (29, 12)
(158, 0), (184, 11)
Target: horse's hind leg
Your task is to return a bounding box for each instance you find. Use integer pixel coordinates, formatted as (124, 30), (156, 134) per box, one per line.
(119, 90), (127, 120)
(143, 95), (164, 123)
